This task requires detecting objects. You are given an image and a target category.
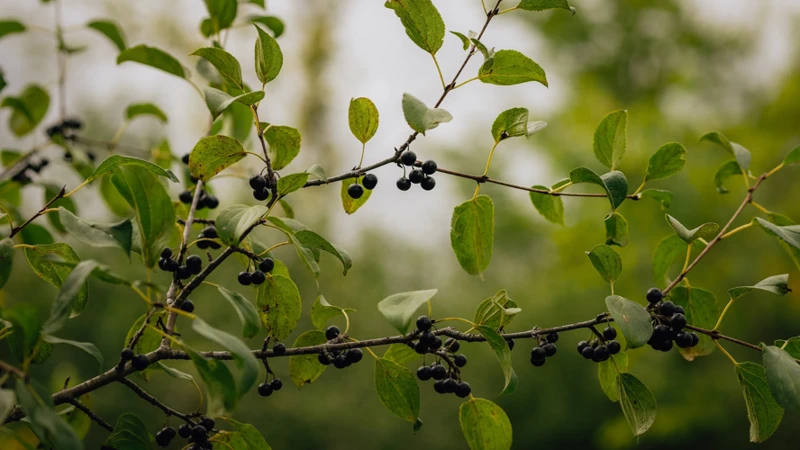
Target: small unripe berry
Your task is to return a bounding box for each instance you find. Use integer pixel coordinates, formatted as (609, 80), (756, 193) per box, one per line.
(325, 326), (341, 340)
(362, 173), (378, 190)
(347, 183), (364, 199)
(400, 151), (417, 166)
(396, 177), (412, 191)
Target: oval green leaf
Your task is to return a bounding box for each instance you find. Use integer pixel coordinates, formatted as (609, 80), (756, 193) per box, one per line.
(450, 195), (494, 276)
(289, 330), (328, 388)
(459, 398), (512, 450)
(256, 274), (302, 340)
(374, 357), (420, 423)
(377, 289), (437, 334)
(605, 295), (652, 349)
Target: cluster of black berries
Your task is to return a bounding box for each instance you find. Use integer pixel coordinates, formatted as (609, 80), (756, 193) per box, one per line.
(249, 174), (273, 201)
(45, 118), (81, 141)
(157, 247), (204, 280)
(165, 417), (216, 449)
(10, 158), (48, 184)
(178, 189), (219, 210)
(417, 361), (472, 398)
(316, 326), (364, 368)
(396, 151), (437, 191)
(257, 377), (284, 397)
(577, 326), (622, 363)
(196, 226), (221, 250)
(530, 332), (559, 367)
(408, 316), (444, 354)
(645, 288), (700, 351)
(347, 173), (378, 199)
(238, 257), (274, 286)
(120, 348), (150, 372)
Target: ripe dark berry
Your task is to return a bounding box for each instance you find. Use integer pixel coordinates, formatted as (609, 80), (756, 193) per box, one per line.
(646, 287), (663, 304)
(608, 340), (621, 354)
(346, 348), (363, 363)
(178, 423), (191, 438)
(249, 174), (267, 190)
(161, 247), (173, 259)
(200, 226), (217, 239)
(421, 160), (437, 175)
(653, 324), (671, 341)
(414, 341), (428, 354)
(445, 338), (460, 352)
(431, 364), (447, 380)
(660, 340), (674, 352)
(531, 346), (546, 362)
(179, 190), (193, 204)
(581, 346), (595, 359)
(273, 343), (286, 355)
(429, 337), (443, 350)
(577, 341), (590, 354)
(155, 428), (173, 447)
(396, 177), (412, 191)
(408, 169), (424, 184)
(443, 378), (458, 394)
(204, 195), (219, 209)
(270, 378), (283, 391)
(420, 176), (436, 191)
(164, 258), (179, 272)
(675, 305), (685, 315)
(250, 270), (266, 285)
(689, 332), (700, 347)
(506, 339), (515, 351)
(362, 173), (378, 190)
(454, 354), (468, 367)
(659, 301), (677, 316)
(347, 183), (364, 199)
(333, 354), (350, 369)
(259, 258), (275, 273)
(455, 381), (472, 398)
(180, 300), (195, 313)
(181, 154), (190, 164)
(197, 240), (209, 250)
(200, 417), (214, 431)
(238, 271), (252, 286)
(675, 332), (693, 348)
(157, 258), (167, 271)
(593, 345), (610, 362)
(177, 265), (192, 280)
(433, 380), (446, 394)
(131, 354), (149, 371)
(258, 382), (273, 397)
(318, 353), (331, 365)
(546, 332), (559, 343)
(191, 425), (208, 443)
(531, 356), (546, 367)
(253, 188), (270, 201)
(416, 316), (432, 332)
(602, 326), (617, 340)
(400, 150), (417, 166)
(120, 348), (134, 361)
(186, 255), (202, 274)
(417, 366), (432, 381)
(325, 326), (340, 340)
(670, 313), (687, 331)
(542, 343), (557, 357)
(419, 331), (436, 346)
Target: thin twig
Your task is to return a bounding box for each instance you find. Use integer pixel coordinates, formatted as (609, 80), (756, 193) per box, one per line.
(67, 398), (114, 432)
(9, 186), (65, 238)
(118, 378), (197, 424)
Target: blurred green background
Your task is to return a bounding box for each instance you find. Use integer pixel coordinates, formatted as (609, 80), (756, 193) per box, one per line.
(2, 0), (800, 449)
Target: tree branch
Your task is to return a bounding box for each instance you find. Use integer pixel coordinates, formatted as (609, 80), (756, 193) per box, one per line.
(67, 398), (114, 433)
(118, 378), (197, 425)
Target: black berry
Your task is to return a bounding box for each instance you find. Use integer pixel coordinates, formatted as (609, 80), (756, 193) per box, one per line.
(325, 326), (340, 340)
(120, 348), (134, 361)
(250, 270), (266, 285)
(408, 169), (424, 184)
(396, 177), (412, 191)
(675, 332), (693, 348)
(249, 174), (267, 190)
(419, 331), (435, 346)
(179, 190), (193, 204)
(258, 382), (273, 397)
(180, 300), (195, 313)
(177, 265), (192, 280)
(200, 417), (214, 431)
(416, 316), (432, 331)
(531, 346), (546, 362)
(417, 366), (432, 381)
(178, 423), (191, 438)
(431, 364), (447, 380)
(546, 332), (559, 343)
(646, 287), (663, 304)
(581, 346), (595, 359)
(454, 354), (468, 367)
(362, 173), (378, 190)
(455, 381), (471, 398)
(346, 348), (363, 363)
(200, 226), (217, 239)
(181, 154), (190, 164)
(608, 340), (621, 354)
(333, 354), (350, 369)
(131, 354), (149, 371)
(577, 341), (590, 354)
(270, 378), (283, 391)
(161, 247), (173, 259)
(670, 313), (687, 331)
(506, 339), (515, 351)
(420, 176), (436, 191)
(689, 332), (699, 347)
(273, 343), (286, 355)
(433, 380), (446, 394)
(593, 345), (610, 362)
(400, 151), (417, 166)
(445, 338), (460, 352)
(531, 356), (546, 367)
(542, 343), (557, 357)
(429, 337), (443, 350)
(443, 378), (458, 394)
(238, 271), (252, 286)
(259, 258), (275, 273)
(204, 195), (219, 209)
(414, 341), (428, 354)
(347, 183), (364, 199)
(318, 353), (331, 365)
(602, 326), (617, 340)
(660, 301), (677, 316)
(421, 160), (437, 175)
(155, 428), (173, 447)
(675, 305), (685, 315)
(191, 425), (208, 443)
(253, 188), (270, 201)
(186, 255), (202, 274)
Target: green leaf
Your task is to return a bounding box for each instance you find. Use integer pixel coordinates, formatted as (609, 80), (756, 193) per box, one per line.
(295, 229), (352, 275)
(470, 37), (491, 60)
(604, 212), (628, 247)
(87, 20), (126, 51)
(475, 325), (518, 395)
(203, 0), (238, 32)
(3, 303), (42, 363)
(699, 131), (751, 171)
(384, 0), (445, 55)
(340, 176), (372, 214)
(221, 418), (272, 449)
(203, 85), (262, 120)
(639, 189), (673, 210)
(0, 20), (26, 39)
(762, 214), (800, 271)
(459, 398), (513, 450)
(193, 318), (259, 396)
(478, 49), (548, 87)
(117, 44), (186, 78)
(736, 361), (784, 443)
(783, 145), (800, 166)
(605, 295), (652, 349)
(277, 172), (309, 196)
(43, 335), (103, 371)
(125, 102), (167, 123)
(58, 208), (133, 256)
(652, 234), (687, 285)
(491, 107), (528, 142)
(728, 274), (791, 301)
(289, 330), (328, 388)
(374, 357), (421, 423)
(450, 31), (470, 50)
(714, 160), (743, 194)
(189, 135), (247, 181)
(88, 154), (179, 183)
(586, 244), (622, 284)
(401, 93), (452, 135)
(377, 289), (437, 334)
(616, 372), (657, 436)
(264, 125), (301, 170)
(666, 214), (719, 244)
(755, 217), (800, 252)
(1, 85), (50, 137)
(254, 25), (283, 84)
(348, 97), (379, 144)
(248, 15), (284, 38)
(670, 286), (719, 360)
(384, 343), (419, 365)
(0, 388), (15, 425)
(450, 195), (494, 276)
(216, 204), (267, 246)
(473, 290), (519, 329)
(23, 244), (86, 314)
(20, 223), (54, 245)
(306, 164), (326, 181)
(217, 285), (261, 339)
(598, 352), (628, 402)
(111, 165), (175, 268)
(15, 381), (82, 450)
(593, 110), (627, 170)
(568, 167), (628, 210)
(774, 337), (800, 359)
(763, 346), (800, 411)
(124, 313), (162, 355)
(105, 412), (152, 450)
(191, 47), (243, 88)
(42, 260), (98, 334)
(187, 346), (239, 417)
(311, 296), (355, 332)
(518, 0), (573, 12)
(43, 184), (74, 233)
(645, 142), (687, 181)
(529, 185), (564, 225)
(256, 274), (302, 340)
(0, 238), (12, 290)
